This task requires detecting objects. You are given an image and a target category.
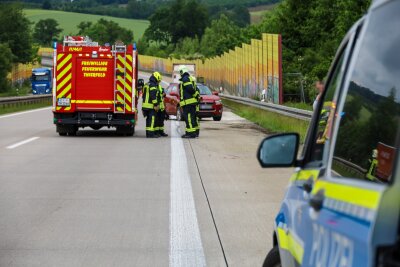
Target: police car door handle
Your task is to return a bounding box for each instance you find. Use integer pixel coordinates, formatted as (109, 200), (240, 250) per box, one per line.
(303, 176), (314, 193)
(309, 190), (324, 211)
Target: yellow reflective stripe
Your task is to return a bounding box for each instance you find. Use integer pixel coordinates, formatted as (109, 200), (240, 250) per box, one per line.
(57, 73), (72, 91)
(57, 83), (71, 99)
(118, 55), (132, 72)
(57, 63), (72, 81)
(313, 180), (381, 210)
(185, 98), (197, 105)
(57, 54), (72, 71)
(183, 82), (192, 86)
(117, 84), (132, 102)
(142, 103), (153, 109)
(126, 54), (132, 62)
(277, 227), (304, 264)
(57, 53), (64, 60)
(290, 169), (320, 183)
(117, 95), (131, 111)
(71, 100), (114, 104)
(117, 107), (123, 112)
(117, 76), (132, 93)
(126, 72), (132, 83)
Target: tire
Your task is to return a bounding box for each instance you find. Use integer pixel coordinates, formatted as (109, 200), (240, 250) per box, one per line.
(116, 125), (135, 136)
(90, 125), (102, 130)
(263, 246), (281, 267)
(58, 132), (67, 136)
(213, 116), (222, 121)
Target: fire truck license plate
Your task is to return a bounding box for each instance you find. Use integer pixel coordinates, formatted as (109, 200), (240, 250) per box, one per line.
(57, 98), (70, 107)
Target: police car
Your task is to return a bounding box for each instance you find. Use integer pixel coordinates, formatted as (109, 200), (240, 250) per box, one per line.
(258, 0), (400, 266)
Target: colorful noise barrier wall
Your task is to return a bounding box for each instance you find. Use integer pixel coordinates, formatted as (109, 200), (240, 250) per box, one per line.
(7, 48), (53, 84)
(139, 33), (282, 104)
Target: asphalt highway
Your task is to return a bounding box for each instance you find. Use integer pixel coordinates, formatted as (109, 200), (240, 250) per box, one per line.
(0, 75), (293, 267)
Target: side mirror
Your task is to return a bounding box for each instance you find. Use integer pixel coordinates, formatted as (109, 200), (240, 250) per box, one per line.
(212, 91), (219, 96)
(257, 133), (299, 168)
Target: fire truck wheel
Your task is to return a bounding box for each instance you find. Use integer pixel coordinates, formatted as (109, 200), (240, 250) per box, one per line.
(59, 132), (67, 136)
(116, 125), (134, 136)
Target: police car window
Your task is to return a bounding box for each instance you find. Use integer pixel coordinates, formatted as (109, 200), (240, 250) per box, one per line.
(331, 2), (400, 183)
(309, 50), (346, 163)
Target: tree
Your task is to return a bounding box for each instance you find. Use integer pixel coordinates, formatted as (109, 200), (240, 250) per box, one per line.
(0, 44), (13, 93)
(144, 0), (208, 44)
(33, 19), (63, 46)
(200, 14), (244, 57)
(78, 19), (134, 44)
(42, 0), (52, 10)
(0, 4), (36, 64)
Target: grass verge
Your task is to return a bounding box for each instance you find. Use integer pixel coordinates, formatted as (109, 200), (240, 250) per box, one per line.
(0, 101), (51, 116)
(223, 98), (310, 142)
(283, 102), (313, 111)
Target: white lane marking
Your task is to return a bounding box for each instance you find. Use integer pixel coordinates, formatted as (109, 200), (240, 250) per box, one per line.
(0, 107), (51, 119)
(170, 120), (206, 267)
(6, 137), (40, 150)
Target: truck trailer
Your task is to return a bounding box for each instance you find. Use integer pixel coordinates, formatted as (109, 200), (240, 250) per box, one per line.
(52, 36), (138, 136)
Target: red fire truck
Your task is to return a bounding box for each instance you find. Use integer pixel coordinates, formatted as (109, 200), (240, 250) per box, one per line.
(52, 36), (138, 136)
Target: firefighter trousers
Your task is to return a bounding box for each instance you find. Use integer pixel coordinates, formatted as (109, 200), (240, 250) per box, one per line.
(143, 109), (156, 137)
(183, 104), (198, 136)
(155, 109), (166, 134)
(196, 104), (200, 137)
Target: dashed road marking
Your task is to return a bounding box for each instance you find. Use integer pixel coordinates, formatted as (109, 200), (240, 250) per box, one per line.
(6, 137), (40, 150)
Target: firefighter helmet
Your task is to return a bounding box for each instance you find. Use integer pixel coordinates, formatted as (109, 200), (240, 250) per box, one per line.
(153, 72), (162, 83)
(179, 66), (189, 76)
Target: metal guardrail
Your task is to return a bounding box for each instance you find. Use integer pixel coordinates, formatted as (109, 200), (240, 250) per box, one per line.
(221, 95), (313, 121)
(0, 95), (52, 110)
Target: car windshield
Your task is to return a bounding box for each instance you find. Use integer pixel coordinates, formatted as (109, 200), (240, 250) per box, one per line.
(198, 84), (212, 95)
(32, 74), (49, 81)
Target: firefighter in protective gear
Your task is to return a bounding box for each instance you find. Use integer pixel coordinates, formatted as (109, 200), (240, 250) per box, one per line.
(179, 66), (198, 138)
(155, 81), (168, 137)
(142, 72), (160, 138)
(193, 77), (200, 137)
(366, 149), (378, 181)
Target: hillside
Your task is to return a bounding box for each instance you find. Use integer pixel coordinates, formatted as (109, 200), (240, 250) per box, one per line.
(249, 4), (278, 24)
(24, 9), (150, 40)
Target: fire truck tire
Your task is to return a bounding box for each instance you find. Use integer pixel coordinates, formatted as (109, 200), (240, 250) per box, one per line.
(116, 125), (134, 136)
(90, 126), (102, 130)
(59, 132), (67, 136)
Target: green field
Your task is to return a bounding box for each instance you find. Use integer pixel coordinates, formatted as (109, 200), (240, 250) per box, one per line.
(24, 9), (149, 41)
(249, 4), (277, 24)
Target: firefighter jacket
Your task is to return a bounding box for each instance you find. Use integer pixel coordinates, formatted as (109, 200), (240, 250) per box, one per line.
(142, 77), (159, 110)
(157, 85), (165, 111)
(179, 73), (197, 107)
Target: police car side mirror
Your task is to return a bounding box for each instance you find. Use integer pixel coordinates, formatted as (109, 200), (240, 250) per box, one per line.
(257, 133), (299, 168)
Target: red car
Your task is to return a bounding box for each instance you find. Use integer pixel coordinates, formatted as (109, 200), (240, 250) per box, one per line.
(164, 83), (223, 121)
